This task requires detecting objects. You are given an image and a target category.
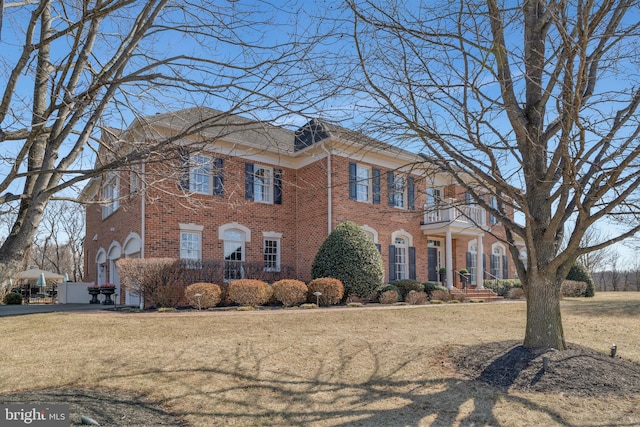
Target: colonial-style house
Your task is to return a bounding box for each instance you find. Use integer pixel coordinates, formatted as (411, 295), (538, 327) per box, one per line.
(81, 107), (520, 305)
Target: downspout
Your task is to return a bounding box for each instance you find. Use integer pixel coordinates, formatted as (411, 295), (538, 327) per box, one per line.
(321, 143), (332, 235)
(140, 161), (146, 309)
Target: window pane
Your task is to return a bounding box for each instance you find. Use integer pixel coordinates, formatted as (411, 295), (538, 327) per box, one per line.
(356, 165), (370, 202)
(254, 166), (272, 203)
(190, 155), (210, 194)
(263, 239), (280, 271)
(393, 176), (405, 208)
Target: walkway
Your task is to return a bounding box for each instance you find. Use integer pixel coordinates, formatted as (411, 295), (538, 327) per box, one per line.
(0, 303), (109, 317)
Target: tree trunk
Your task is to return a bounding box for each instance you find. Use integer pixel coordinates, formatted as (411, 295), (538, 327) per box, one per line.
(524, 272), (566, 350)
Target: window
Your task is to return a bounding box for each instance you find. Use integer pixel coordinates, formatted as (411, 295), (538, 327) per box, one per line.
(491, 245), (505, 279)
(263, 239), (280, 271)
(393, 175), (406, 208)
(130, 167), (141, 195)
(190, 154), (211, 194)
(254, 165), (273, 203)
(246, 163), (282, 204)
(349, 163), (380, 204)
(181, 154), (223, 196)
(427, 187), (442, 207)
(224, 229), (245, 281)
(394, 237), (408, 280)
(356, 165), (371, 202)
(467, 240), (477, 285)
(489, 196), (499, 225)
(180, 232), (201, 262)
(102, 174), (119, 218)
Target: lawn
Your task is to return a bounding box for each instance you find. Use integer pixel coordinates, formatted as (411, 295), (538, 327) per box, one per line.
(1, 293), (639, 426)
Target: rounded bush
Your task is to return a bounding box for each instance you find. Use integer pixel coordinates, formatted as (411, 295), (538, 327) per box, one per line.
(311, 221), (384, 298)
(391, 279), (424, 299)
(3, 292), (22, 305)
(507, 287), (525, 299)
(566, 262), (595, 297)
(184, 282), (222, 309)
(423, 282), (448, 297)
(307, 278), (344, 306)
(405, 290), (428, 305)
(272, 279), (308, 307)
(379, 290), (398, 305)
(228, 279), (269, 307)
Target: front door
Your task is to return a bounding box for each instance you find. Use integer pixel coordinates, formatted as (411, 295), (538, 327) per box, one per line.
(428, 248), (438, 282)
(427, 239), (443, 282)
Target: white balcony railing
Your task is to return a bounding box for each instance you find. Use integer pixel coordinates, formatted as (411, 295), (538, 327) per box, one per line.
(423, 202), (486, 227)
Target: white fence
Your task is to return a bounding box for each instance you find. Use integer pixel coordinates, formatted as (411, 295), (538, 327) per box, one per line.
(57, 282), (95, 304)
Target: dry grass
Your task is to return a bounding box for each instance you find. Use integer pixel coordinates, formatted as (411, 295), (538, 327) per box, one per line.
(1, 293), (639, 426)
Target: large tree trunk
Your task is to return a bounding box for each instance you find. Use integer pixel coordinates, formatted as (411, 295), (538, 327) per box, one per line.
(524, 272), (566, 350)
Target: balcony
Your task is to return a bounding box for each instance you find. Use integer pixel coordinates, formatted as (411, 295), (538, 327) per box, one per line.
(421, 200), (486, 234)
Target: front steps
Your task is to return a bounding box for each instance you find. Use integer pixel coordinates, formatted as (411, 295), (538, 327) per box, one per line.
(450, 287), (503, 301)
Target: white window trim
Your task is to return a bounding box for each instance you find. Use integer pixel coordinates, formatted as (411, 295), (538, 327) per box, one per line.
(391, 229), (413, 247)
(392, 174), (407, 209)
(263, 231), (282, 272)
(491, 242), (506, 279)
(394, 236), (409, 280)
(179, 223), (204, 263)
(189, 154), (212, 195)
(218, 222), (251, 242)
(361, 225), (378, 243)
(253, 164), (273, 204)
(355, 164), (372, 203)
(101, 173), (120, 219)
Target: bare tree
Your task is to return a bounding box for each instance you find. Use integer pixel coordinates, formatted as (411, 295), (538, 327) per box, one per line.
(329, 1), (640, 349)
(29, 200), (84, 280)
(0, 1), (319, 279)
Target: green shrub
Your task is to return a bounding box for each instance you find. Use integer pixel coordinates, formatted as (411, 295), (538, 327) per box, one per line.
(307, 278), (344, 306)
(300, 303), (318, 309)
(272, 279), (308, 307)
(379, 290), (399, 304)
(482, 279), (522, 297)
(228, 279), (270, 307)
(311, 221), (384, 298)
(423, 282), (448, 297)
(184, 282), (222, 309)
(405, 290), (428, 305)
(391, 279), (424, 299)
(566, 262), (595, 297)
(347, 302), (363, 307)
(3, 292), (22, 305)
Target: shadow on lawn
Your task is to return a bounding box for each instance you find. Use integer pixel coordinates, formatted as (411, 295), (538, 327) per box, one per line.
(94, 341), (578, 426)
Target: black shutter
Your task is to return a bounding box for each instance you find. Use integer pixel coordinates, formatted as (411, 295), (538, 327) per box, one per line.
(245, 163), (254, 200)
(274, 168), (283, 205)
(503, 255), (508, 279)
(408, 176), (415, 210)
(373, 168), (381, 204)
(178, 148), (189, 190)
(213, 158), (224, 196)
(375, 243), (381, 253)
(387, 172), (395, 206)
(349, 162), (357, 200)
(409, 246), (416, 280)
(388, 245), (396, 281)
(466, 252), (472, 271)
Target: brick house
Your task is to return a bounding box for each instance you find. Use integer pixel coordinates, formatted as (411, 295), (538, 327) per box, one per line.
(81, 107), (521, 305)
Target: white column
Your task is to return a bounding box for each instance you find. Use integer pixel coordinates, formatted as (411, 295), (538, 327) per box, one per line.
(445, 230), (453, 290)
(476, 234), (484, 289)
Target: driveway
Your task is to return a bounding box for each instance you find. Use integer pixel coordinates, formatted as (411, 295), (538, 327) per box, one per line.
(0, 303), (109, 317)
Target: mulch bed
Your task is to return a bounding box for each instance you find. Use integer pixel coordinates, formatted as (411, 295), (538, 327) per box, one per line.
(450, 340), (640, 397)
(0, 388), (183, 426)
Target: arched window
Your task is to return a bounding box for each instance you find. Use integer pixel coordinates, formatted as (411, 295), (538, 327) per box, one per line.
(394, 237), (408, 280)
(219, 222), (251, 282)
(491, 243), (506, 279)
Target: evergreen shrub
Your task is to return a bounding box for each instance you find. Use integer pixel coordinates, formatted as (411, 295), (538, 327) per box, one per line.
(311, 221), (384, 298)
(3, 292), (22, 305)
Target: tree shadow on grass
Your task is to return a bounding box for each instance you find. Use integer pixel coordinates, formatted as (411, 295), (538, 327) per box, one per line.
(85, 341), (586, 426)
